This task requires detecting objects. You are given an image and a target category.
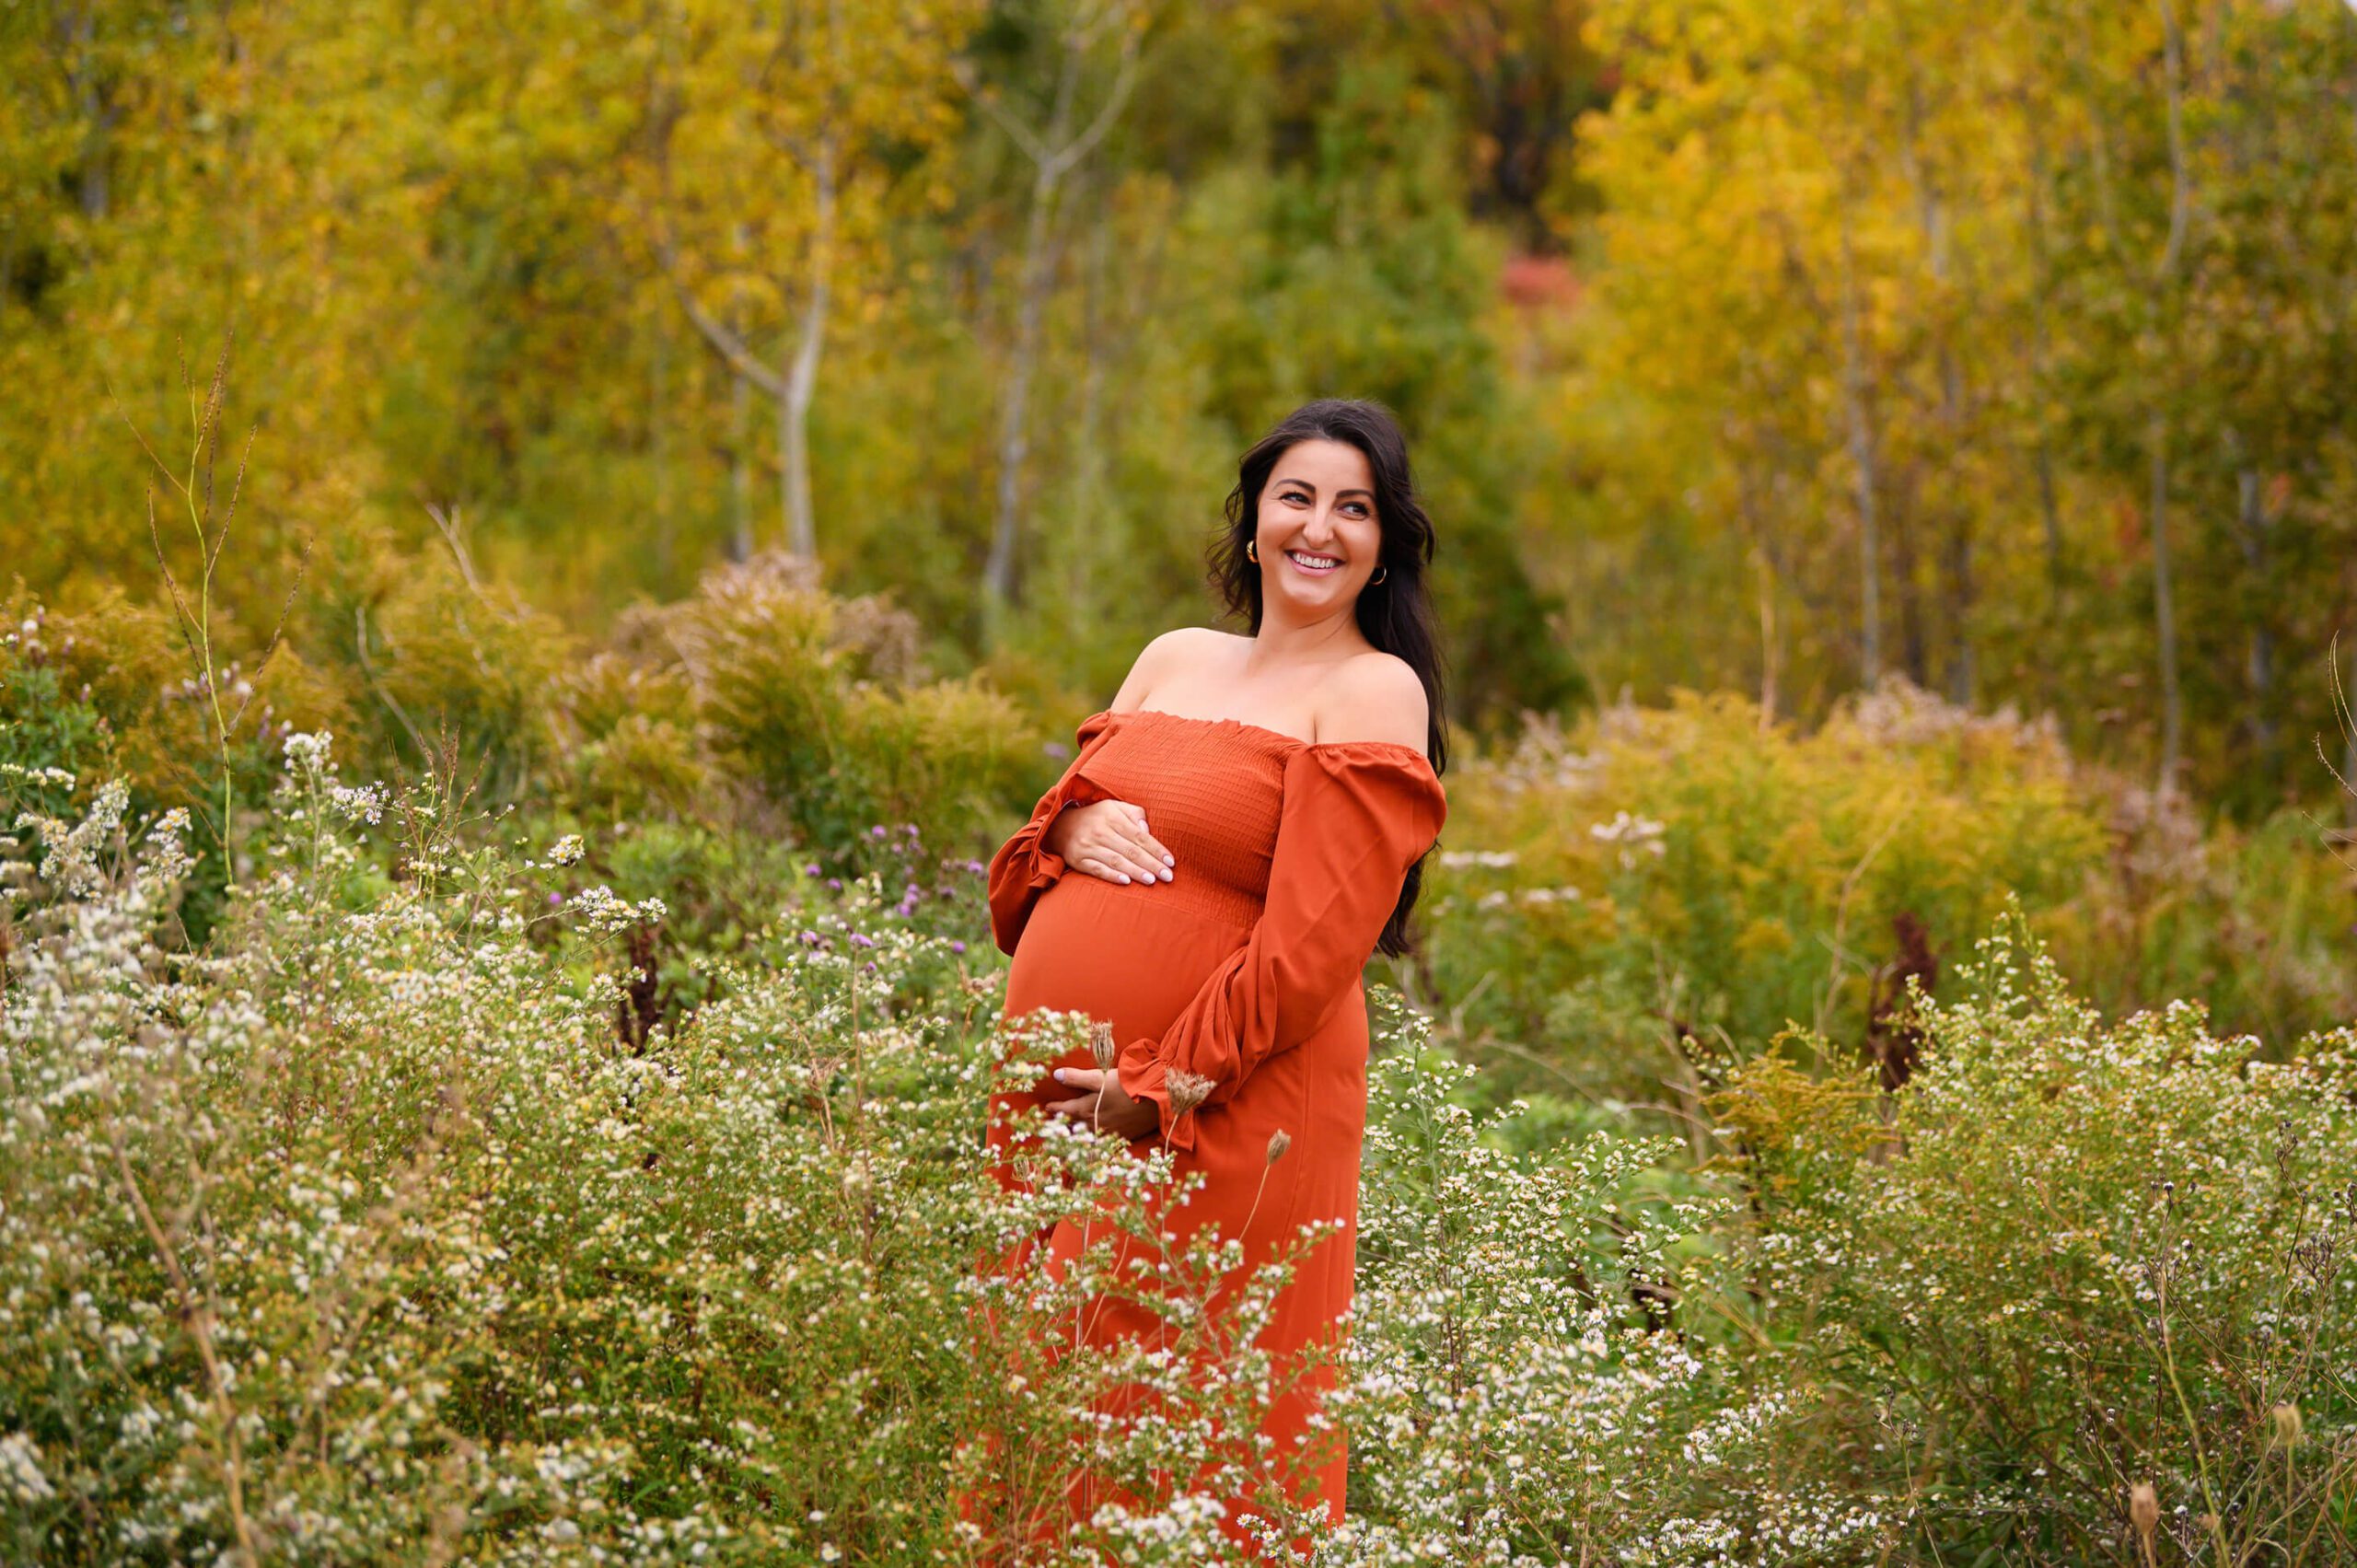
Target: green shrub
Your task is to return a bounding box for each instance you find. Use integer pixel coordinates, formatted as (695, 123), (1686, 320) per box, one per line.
(610, 552), (1038, 854)
(1712, 904), (2357, 1564)
(342, 555), (575, 796)
(1422, 680), (2356, 1112)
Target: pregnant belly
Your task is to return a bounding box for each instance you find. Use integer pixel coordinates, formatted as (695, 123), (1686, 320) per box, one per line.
(1002, 876), (1251, 1079)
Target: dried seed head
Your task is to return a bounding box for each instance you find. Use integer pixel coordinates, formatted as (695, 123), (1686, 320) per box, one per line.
(1088, 1019), (1117, 1072)
(1166, 1071), (1215, 1117)
(2130, 1483), (2159, 1539)
(2271, 1403), (2305, 1448)
(1266, 1130), (1292, 1166)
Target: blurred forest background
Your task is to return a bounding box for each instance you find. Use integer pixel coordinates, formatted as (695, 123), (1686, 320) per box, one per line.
(7, 0), (2355, 802)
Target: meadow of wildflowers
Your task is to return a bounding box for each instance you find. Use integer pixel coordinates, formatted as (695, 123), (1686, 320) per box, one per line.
(6, 714), (2352, 1565)
(5, 552), (2355, 1562)
(0, 738), (1747, 1564)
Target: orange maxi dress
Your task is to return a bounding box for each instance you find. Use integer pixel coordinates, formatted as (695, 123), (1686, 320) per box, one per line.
(983, 706), (1447, 1543)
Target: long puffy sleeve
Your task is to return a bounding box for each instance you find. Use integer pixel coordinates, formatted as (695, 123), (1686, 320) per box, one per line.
(1113, 742), (1446, 1153)
(986, 711), (1120, 955)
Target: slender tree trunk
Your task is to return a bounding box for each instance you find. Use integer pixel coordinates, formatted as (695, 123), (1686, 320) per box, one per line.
(2026, 122), (2066, 604)
(67, 6), (112, 221)
(1734, 453), (1776, 726)
(652, 305), (674, 583)
(726, 221), (755, 564)
(1075, 197), (1110, 500)
(1900, 72), (1975, 705)
(2035, 437), (2064, 602)
(1946, 505), (1975, 706)
(2148, 0), (2191, 793)
(2149, 412), (2184, 789)
(729, 356), (754, 564)
(1066, 200), (1113, 627)
(2235, 466), (2275, 759)
(970, 6), (1145, 623)
(985, 149), (1064, 610)
(1838, 213), (1884, 686)
(780, 136), (838, 563)
(1893, 473), (1927, 686)
(1938, 343), (1973, 704)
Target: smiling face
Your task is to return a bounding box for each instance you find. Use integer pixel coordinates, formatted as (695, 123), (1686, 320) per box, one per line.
(1252, 438), (1384, 622)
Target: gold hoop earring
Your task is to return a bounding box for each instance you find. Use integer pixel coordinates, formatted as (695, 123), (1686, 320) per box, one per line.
(1245, 538), (1259, 563)
(1370, 565), (1387, 586)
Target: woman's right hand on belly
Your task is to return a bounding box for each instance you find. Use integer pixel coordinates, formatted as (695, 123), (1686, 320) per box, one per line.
(1044, 799), (1175, 885)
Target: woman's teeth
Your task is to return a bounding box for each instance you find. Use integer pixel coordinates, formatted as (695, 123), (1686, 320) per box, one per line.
(1286, 550), (1342, 574)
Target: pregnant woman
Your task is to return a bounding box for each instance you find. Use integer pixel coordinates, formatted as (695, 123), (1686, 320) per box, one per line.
(982, 398), (1449, 1551)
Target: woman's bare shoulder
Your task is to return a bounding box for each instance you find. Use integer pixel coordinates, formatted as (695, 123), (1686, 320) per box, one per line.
(1109, 626), (1246, 712)
(1314, 650), (1428, 748)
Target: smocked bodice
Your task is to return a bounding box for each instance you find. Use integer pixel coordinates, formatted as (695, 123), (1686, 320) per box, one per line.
(1056, 709), (1293, 929)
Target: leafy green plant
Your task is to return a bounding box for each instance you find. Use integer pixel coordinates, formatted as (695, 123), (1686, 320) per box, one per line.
(1712, 903), (2357, 1565)
(1422, 681), (2355, 1121)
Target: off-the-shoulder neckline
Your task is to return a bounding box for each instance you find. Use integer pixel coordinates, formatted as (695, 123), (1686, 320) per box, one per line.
(1086, 706), (1437, 768)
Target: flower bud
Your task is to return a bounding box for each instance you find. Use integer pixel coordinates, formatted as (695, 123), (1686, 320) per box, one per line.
(1088, 1019), (1117, 1072)
(1266, 1130), (1292, 1166)
(1166, 1070), (1215, 1117)
(2129, 1483), (2158, 1539)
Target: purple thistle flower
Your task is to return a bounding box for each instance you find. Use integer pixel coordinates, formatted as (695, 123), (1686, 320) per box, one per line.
(950, 940), (967, 954)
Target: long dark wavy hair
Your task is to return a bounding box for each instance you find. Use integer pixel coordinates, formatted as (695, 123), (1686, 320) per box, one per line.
(1209, 398), (1447, 957)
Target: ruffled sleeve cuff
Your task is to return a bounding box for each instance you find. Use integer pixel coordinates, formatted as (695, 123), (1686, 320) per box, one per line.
(1009, 772), (1113, 890)
(1113, 1037), (1193, 1153)
(986, 713), (1119, 955)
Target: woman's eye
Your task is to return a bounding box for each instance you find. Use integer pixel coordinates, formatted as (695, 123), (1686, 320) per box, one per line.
(1280, 491), (1308, 505)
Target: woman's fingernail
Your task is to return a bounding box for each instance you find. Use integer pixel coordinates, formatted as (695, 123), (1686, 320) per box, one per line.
(1117, 873), (1132, 884)
(1053, 1069), (1069, 1083)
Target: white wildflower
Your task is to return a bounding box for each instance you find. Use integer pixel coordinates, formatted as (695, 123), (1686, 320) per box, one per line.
(327, 783), (388, 826)
(0, 1432), (53, 1504)
(282, 729), (334, 772)
(17, 777), (129, 897)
